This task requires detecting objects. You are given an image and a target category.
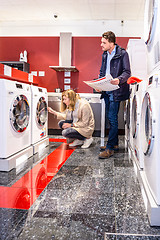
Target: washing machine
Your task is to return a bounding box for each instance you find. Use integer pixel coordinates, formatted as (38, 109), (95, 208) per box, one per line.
(144, 0), (160, 74)
(128, 83), (137, 153)
(127, 39), (148, 161)
(131, 78), (148, 169)
(127, 39), (147, 80)
(127, 39), (148, 152)
(124, 99), (130, 149)
(30, 85), (49, 154)
(0, 79), (33, 171)
(140, 71), (160, 205)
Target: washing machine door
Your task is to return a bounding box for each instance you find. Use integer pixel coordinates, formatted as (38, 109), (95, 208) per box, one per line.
(36, 97), (47, 126)
(10, 95), (30, 132)
(144, 0), (158, 48)
(132, 95), (139, 139)
(141, 92), (154, 155)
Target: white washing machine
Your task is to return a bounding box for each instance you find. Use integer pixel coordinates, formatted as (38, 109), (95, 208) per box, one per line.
(140, 71), (160, 205)
(128, 83), (137, 153)
(124, 99), (130, 149)
(131, 78), (148, 169)
(0, 79), (33, 171)
(127, 39), (147, 80)
(30, 85), (49, 154)
(144, 0), (160, 74)
(127, 39), (148, 155)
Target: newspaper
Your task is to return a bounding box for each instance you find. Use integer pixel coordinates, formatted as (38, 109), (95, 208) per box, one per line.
(83, 74), (119, 91)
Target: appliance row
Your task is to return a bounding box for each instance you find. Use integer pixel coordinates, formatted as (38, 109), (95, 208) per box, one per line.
(0, 79), (49, 172)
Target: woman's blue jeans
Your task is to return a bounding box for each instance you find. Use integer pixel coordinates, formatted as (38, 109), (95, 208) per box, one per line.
(58, 120), (85, 140)
(104, 92), (120, 150)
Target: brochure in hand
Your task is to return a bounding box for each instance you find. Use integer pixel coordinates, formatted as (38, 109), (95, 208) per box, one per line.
(83, 74), (119, 91)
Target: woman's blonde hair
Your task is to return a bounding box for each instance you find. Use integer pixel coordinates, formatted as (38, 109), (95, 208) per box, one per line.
(60, 89), (80, 112)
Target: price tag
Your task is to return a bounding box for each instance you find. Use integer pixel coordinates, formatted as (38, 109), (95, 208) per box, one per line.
(4, 65), (12, 77)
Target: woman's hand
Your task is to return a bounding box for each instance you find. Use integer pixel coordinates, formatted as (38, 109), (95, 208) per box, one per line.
(47, 107), (57, 116)
(62, 123), (72, 129)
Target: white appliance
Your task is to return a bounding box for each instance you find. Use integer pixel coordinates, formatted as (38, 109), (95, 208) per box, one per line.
(138, 71), (160, 226)
(131, 39), (148, 169)
(124, 99), (130, 149)
(0, 79), (33, 171)
(127, 39), (140, 153)
(127, 39), (147, 80)
(144, 0), (160, 74)
(131, 79), (148, 169)
(141, 71), (160, 205)
(30, 85), (49, 154)
(128, 83), (137, 153)
(127, 39), (148, 156)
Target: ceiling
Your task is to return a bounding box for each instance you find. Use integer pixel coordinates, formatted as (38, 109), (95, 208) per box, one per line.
(0, 0), (145, 22)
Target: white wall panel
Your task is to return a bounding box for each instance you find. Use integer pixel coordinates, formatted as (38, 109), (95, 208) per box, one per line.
(0, 20), (144, 37)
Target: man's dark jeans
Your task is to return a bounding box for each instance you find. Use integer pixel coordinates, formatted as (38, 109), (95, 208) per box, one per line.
(104, 92), (120, 150)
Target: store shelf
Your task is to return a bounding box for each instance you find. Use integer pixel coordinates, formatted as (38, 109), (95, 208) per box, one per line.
(49, 66), (79, 72)
(0, 63), (38, 85)
(0, 61), (30, 73)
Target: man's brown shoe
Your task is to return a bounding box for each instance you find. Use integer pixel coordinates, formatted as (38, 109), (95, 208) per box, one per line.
(99, 149), (114, 159)
(100, 146), (106, 150)
(100, 145), (119, 151)
(113, 145), (119, 151)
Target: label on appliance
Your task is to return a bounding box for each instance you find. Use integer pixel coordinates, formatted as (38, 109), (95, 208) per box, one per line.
(28, 73), (33, 83)
(40, 128), (46, 138)
(4, 65), (12, 77)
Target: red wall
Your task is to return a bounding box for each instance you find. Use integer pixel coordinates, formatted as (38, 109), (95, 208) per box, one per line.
(0, 36), (138, 93)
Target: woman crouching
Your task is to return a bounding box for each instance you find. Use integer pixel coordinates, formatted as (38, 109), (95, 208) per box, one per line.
(48, 89), (95, 148)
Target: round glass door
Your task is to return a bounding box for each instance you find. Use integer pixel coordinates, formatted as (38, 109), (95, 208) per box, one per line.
(141, 92), (153, 155)
(144, 0), (158, 48)
(10, 95), (30, 132)
(36, 97), (47, 126)
(132, 95), (138, 138)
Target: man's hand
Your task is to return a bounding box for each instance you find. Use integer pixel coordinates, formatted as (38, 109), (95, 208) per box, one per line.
(95, 89), (101, 92)
(110, 78), (119, 85)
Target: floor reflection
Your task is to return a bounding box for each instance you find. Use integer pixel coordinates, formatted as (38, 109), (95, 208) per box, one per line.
(0, 139), (74, 210)
(0, 136), (160, 240)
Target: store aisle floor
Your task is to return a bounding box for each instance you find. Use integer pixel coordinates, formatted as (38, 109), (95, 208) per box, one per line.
(1, 136), (160, 240)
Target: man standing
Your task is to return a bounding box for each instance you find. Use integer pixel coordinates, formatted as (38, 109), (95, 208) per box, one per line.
(98, 31), (131, 159)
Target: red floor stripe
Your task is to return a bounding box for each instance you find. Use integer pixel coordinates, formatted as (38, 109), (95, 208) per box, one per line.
(0, 139), (74, 210)
(49, 138), (67, 143)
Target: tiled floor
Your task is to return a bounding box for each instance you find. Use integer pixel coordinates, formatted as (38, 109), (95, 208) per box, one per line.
(1, 136), (160, 240)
